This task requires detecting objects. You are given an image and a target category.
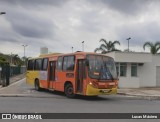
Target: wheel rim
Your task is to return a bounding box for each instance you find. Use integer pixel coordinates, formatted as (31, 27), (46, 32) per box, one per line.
(35, 84), (38, 90)
(35, 81), (38, 90)
(67, 87), (73, 95)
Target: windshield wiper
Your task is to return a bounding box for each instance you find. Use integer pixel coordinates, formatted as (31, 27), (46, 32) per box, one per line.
(97, 65), (103, 81)
(103, 61), (114, 81)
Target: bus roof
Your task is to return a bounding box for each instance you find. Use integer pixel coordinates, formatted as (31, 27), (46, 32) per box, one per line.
(28, 52), (112, 60)
(39, 53), (62, 57)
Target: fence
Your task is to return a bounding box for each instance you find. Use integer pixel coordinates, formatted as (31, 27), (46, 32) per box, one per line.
(10, 65), (26, 76)
(0, 65), (26, 86)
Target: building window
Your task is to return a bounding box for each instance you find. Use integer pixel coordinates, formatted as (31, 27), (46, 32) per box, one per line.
(120, 63), (127, 77)
(116, 63), (119, 76)
(131, 63), (137, 77)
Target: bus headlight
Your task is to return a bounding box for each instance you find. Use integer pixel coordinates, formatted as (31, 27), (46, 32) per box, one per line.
(89, 82), (92, 85)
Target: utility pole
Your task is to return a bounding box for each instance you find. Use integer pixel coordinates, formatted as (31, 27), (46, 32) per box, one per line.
(82, 41), (84, 51)
(71, 47), (73, 53)
(10, 52), (12, 65)
(126, 37), (131, 52)
(0, 12), (6, 15)
(22, 45), (28, 62)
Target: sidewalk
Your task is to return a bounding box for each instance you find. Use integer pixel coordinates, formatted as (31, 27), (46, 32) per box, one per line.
(0, 74), (25, 88)
(118, 87), (160, 99)
(1, 74), (160, 100)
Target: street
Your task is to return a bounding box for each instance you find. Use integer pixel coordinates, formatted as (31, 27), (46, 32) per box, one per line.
(0, 79), (160, 122)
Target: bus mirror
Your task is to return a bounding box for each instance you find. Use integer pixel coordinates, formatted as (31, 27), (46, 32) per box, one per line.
(86, 60), (89, 66)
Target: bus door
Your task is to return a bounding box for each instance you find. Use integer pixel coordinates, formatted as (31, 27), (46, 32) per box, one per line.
(48, 61), (56, 89)
(76, 59), (86, 93)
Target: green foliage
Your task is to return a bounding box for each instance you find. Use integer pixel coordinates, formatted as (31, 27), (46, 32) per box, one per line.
(94, 39), (121, 54)
(0, 53), (24, 66)
(143, 42), (160, 54)
(0, 55), (8, 65)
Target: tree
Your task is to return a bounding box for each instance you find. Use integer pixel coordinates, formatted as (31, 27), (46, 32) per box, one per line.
(94, 39), (121, 54)
(143, 42), (160, 54)
(0, 56), (8, 65)
(0, 53), (24, 66)
(12, 54), (21, 65)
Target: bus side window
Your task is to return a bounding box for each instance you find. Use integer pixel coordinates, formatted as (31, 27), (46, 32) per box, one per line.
(34, 59), (42, 70)
(42, 58), (48, 70)
(63, 57), (68, 71)
(62, 56), (75, 71)
(57, 57), (63, 70)
(27, 60), (34, 70)
(67, 56), (75, 71)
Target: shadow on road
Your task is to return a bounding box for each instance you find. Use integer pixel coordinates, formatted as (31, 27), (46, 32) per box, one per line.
(35, 88), (113, 101)
(74, 95), (109, 101)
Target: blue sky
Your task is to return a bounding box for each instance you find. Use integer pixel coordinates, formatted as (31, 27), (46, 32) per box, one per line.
(0, 0), (160, 57)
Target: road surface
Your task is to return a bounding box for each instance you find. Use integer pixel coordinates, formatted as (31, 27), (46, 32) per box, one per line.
(0, 79), (160, 122)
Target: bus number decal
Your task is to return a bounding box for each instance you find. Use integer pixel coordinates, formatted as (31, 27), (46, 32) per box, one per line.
(66, 73), (74, 78)
(39, 71), (48, 80)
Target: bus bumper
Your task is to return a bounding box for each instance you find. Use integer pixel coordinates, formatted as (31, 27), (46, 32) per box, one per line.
(86, 84), (117, 96)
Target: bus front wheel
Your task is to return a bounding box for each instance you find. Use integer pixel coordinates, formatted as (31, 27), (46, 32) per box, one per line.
(65, 84), (75, 98)
(35, 79), (41, 91)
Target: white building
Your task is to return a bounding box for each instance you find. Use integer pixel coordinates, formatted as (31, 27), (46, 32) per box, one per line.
(107, 51), (160, 88)
(40, 47), (48, 55)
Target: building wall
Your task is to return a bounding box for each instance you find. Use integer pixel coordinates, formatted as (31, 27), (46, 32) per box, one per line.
(139, 55), (160, 87)
(107, 52), (160, 88)
(40, 47), (48, 54)
(138, 62), (156, 87)
(118, 63), (140, 88)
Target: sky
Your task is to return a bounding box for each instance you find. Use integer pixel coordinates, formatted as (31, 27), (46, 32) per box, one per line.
(0, 0), (160, 58)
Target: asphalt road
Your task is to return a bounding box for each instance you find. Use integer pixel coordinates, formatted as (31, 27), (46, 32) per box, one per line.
(0, 79), (160, 122)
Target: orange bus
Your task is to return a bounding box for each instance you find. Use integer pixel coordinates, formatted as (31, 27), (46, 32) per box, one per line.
(26, 52), (118, 98)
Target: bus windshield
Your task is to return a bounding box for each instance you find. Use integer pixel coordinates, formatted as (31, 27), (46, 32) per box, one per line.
(87, 55), (117, 80)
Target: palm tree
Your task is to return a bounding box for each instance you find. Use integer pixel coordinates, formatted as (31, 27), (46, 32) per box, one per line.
(143, 42), (160, 54)
(94, 39), (121, 54)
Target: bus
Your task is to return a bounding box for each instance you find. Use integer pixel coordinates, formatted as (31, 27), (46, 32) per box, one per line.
(26, 52), (118, 98)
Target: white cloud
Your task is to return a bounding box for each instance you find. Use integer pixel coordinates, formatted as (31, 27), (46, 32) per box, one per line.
(0, 0), (160, 57)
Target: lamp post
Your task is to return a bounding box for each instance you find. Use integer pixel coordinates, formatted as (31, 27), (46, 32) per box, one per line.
(126, 37), (131, 52)
(71, 47), (73, 53)
(22, 45), (28, 62)
(0, 12), (6, 15)
(82, 41), (84, 51)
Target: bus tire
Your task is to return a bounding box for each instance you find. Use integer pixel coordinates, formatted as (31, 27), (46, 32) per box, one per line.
(35, 79), (41, 91)
(65, 83), (75, 98)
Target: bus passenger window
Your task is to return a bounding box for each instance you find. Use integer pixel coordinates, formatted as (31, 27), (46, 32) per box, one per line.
(27, 60), (34, 70)
(57, 57), (63, 70)
(63, 56), (75, 71)
(35, 59), (42, 70)
(63, 57), (68, 71)
(67, 56), (74, 71)
(42, 58), (48, 70)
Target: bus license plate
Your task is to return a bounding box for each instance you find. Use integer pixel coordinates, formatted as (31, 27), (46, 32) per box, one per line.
(109, 82), (115, 85)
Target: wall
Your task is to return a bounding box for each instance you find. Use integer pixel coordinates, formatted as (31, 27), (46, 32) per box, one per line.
(107, 52), (160, 88)
(138, 55), (160, 87)
(118, 63), (140, 88)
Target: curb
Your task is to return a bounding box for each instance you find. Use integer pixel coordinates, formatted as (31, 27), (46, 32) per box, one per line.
(0, 94), (66, 99)
(0, 92), (160, 100)
(0, 74), (25, 89)
(117, 92), (160, 100)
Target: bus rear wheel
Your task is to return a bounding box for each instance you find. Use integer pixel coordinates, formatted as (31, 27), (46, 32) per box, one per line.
(35, 79), (41, 91)
(65, 84), (75, 98)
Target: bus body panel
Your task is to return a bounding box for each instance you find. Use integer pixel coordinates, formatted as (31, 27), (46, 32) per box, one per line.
(86, 84), (117, 96)
(26, 70), (39, 86)
(26, 52), (118, 97)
